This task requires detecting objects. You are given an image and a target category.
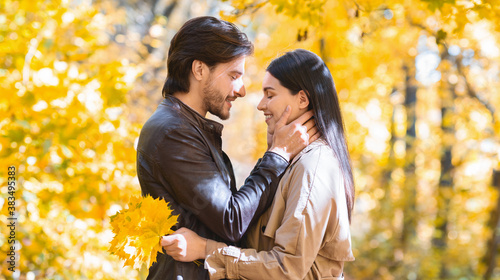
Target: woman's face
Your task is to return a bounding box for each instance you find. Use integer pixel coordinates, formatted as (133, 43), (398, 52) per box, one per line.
(257, 72), (308, 134)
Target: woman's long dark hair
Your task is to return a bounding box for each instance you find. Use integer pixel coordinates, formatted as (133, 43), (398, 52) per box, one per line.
(267, 49), (355, 222)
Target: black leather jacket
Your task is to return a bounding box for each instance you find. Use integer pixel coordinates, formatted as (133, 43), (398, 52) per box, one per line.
(137, 95), (288, 279)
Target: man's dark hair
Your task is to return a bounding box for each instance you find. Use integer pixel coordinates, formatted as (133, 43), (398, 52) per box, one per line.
(162, 16), (254, 97)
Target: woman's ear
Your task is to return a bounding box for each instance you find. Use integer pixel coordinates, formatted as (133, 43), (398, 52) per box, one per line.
(298, 90), (310, 110)
(191, 60), (206, 81)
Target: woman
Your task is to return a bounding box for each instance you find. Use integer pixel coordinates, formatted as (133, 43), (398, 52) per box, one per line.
(162, 49), (355, 279)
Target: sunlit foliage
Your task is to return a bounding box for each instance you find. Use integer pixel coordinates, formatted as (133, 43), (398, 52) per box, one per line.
(109, 195), (178, 269)
(0, 0), (142, 278)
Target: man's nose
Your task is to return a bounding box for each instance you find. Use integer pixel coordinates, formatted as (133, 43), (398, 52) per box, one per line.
(234, 79), (246, 98)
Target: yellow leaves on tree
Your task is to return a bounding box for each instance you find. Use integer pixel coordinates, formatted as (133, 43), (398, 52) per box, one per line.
(109, 195), (178, 269)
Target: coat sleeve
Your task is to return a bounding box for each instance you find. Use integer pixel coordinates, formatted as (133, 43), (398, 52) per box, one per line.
(140, 127), (288, 243)
(204, 150), (353, 279)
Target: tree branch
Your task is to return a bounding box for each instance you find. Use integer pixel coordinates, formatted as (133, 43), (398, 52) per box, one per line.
(455, 56), (496, 121)
(408, 18), (496, 123)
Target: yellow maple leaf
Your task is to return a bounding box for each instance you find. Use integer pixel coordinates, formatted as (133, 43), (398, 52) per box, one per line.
(109, 195), (178, 269)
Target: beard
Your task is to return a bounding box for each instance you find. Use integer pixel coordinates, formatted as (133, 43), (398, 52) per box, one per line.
(202, 81), (230, 120)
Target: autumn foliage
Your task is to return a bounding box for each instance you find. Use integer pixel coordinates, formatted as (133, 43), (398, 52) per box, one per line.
(109, 195), (178, 269)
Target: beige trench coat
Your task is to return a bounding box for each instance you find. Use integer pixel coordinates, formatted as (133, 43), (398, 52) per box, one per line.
(204, 139), (355, 279)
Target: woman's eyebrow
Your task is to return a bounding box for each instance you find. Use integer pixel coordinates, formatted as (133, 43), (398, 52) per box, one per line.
(263, 86), (275, 92)
(228, 70), (243, 76)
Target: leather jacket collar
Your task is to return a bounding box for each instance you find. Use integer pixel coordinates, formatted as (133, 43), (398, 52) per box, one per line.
(163, 95), (224, 136)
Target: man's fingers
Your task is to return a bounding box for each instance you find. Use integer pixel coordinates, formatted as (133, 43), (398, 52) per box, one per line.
(175, 227), (188, 234)
(309, 129), (321, 143)
(164, 247), (180, 254)
(161, 234), (180, 247)
(161, 227), (188, 246)
(304, 118), (316, 132)
(275, 105), (291, 129)
(291, 110), (314, 126)
(165, 247), (183, 256)
(307, 127), (319, 139)
(162, 234), (185, 258)
(298, 124), (308, 137)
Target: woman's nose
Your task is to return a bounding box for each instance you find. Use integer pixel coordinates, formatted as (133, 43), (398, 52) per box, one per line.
(257, 97), (266, 111)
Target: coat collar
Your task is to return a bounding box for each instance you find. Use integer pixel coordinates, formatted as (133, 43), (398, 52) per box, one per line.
(162, 95), (224, 135)
(290, 138), (327, 166)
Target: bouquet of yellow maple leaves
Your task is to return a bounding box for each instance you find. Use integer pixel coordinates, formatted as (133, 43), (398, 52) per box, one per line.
(109, 195), (178, 268)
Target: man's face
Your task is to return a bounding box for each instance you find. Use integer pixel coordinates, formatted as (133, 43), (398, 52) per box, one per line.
(202, 56), (246, 120)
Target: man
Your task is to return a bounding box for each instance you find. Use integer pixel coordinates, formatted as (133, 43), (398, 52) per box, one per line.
(136, 16), (317, 279)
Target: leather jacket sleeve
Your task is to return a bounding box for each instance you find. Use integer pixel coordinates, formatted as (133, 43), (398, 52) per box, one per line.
(140, 126), (288, 243)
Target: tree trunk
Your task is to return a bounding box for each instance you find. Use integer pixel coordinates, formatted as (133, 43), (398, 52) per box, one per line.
(483, 170), (500, 280)
(402, 66), (417, 252)
(385, 92), (402, 270)
(431, 83), (455, 279)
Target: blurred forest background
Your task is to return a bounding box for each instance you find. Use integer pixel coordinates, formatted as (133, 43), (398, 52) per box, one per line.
(1, 0), (500, 279)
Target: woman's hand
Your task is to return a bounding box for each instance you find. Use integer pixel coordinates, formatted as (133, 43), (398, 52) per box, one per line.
(161, 227), (207, 262)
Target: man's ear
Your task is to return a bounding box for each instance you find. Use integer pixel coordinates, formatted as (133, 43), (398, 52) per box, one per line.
(298, 90), (310, 110)
(191, 60), (206, 81)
